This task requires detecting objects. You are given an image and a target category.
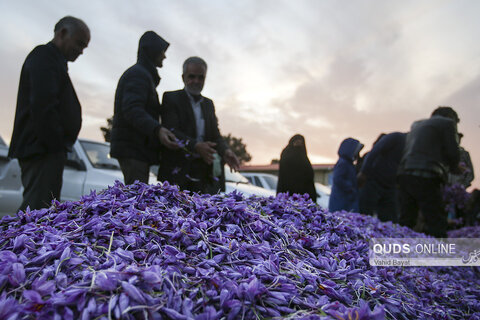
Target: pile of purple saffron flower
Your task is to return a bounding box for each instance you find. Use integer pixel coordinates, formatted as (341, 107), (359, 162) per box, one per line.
(0, 181), (479, 319)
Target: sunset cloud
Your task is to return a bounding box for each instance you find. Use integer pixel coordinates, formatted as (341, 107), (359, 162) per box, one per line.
(0, 0), (479, 188)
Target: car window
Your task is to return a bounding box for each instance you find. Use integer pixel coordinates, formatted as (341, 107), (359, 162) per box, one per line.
(0, 136), (6, 147)
(65, 149), (83, 168)
(253, 176), (262, 187)
(263, 175), (278, 189)
(80, 141), (120, 170)
(245, 176), (254, 184)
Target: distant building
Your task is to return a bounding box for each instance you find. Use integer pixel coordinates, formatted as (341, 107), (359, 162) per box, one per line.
(239, 163), (334, 186)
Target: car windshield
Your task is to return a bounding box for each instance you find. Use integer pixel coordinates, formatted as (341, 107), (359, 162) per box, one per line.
(80, 141), (121, 170)
(225, 167), (249, 184)
(263, 175), (278, 189)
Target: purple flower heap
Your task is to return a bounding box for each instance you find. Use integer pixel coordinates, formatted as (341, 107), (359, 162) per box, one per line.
(1, 182), (479, 319)
(443, 183), (470, 221)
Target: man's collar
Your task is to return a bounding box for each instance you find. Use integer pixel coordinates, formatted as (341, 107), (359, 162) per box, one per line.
(47, 41), (68, 69)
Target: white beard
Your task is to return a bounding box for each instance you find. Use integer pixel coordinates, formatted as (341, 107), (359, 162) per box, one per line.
(185, 86), (202, 96)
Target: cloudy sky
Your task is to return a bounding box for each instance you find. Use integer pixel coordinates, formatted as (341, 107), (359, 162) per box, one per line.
(1, 1), (479, 188)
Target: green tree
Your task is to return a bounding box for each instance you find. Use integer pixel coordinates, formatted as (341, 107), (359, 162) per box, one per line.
(100, 116), (113, 142)
(222, 133), (252, 165)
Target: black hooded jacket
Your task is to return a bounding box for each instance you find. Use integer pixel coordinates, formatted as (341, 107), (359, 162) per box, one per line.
(276, 135), (317, 202)
(9, 42), (82, 159)
(110, 31), (169, 164)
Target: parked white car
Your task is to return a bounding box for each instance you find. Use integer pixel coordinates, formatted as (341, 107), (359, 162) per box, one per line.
(0, 139), (130, 217)
(241, 172), (279, 192)
(0, 138), (273, 217)
(225, 169), (275, 197)
(241, 172), (331, 208)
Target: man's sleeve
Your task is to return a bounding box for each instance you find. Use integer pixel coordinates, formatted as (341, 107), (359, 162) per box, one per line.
(121, 72), (161, 138)
(444, 121), (460, 171)
(28, 50), (65, 151)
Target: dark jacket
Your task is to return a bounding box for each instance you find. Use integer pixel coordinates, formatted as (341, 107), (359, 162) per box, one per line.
(361, 132), (407, 187)
(276, 134), (317, 202)
(110, 31), (169, 164)
(329, 138), (363, 212)
(9, 42), (82, 159)
(158, 89), (228, 189)
(398, 115), (460, 182)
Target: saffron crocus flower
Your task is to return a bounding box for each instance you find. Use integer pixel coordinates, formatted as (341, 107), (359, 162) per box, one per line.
(0, 293), (19, 319)
(0, 181), (478, 319)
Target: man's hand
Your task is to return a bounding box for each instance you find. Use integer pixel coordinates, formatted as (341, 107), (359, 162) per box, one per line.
(453, 162), (467, 175)
(224, 149), (240, 171)
(158, 127), (179, 149)
(194, 141), (217, 164)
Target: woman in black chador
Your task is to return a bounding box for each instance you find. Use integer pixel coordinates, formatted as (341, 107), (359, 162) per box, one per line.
(276, 134), (317, 202)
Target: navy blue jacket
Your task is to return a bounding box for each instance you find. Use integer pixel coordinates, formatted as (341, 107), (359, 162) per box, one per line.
(9, 42), (81, 159)
(110, 31), (169, 164)
(329, 138), (363, 212)
(361, 132), (407, 187)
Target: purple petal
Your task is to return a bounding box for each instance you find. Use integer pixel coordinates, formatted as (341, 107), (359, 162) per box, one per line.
(121, 281), (146, 304)
(0, 251), (17, 263)
(13, 234), (28, 251)
(118, 293), (129, 313)
(10, 263), (25, 286)
(96, 272), (117, 291)
(33, 279), (55, 296)
(142, 271), (162, 284)
(23, 290), (43, 304)
(161, 307), (188, 320)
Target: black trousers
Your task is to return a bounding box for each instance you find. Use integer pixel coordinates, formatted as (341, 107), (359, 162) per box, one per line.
(18, 152), (65, 211)
(118, 158), (150, 185)
(359, 179), (399, 223)
(398, 174), (447, 237)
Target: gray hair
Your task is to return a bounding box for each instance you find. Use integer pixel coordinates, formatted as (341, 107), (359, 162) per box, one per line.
(54, 16), (89, 34)
(183, 56), (207, 74)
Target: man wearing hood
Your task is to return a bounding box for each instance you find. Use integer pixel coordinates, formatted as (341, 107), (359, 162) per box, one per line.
(329, 138), (364, 212)
(111, 31), (178, 184)
(158, 56), (240, 193)
(9, 16), (90, 210)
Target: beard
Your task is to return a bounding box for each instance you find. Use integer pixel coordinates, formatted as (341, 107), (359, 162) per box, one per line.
(185, 85), (203, 96)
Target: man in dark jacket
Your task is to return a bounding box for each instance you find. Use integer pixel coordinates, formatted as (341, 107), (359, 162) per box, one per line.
(397, 106), (460, 237)
(357, 132), (407, 222)
(110, 31), (178, 184)
(9, 16), (90, 211)
(158, 56), (240, 193)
